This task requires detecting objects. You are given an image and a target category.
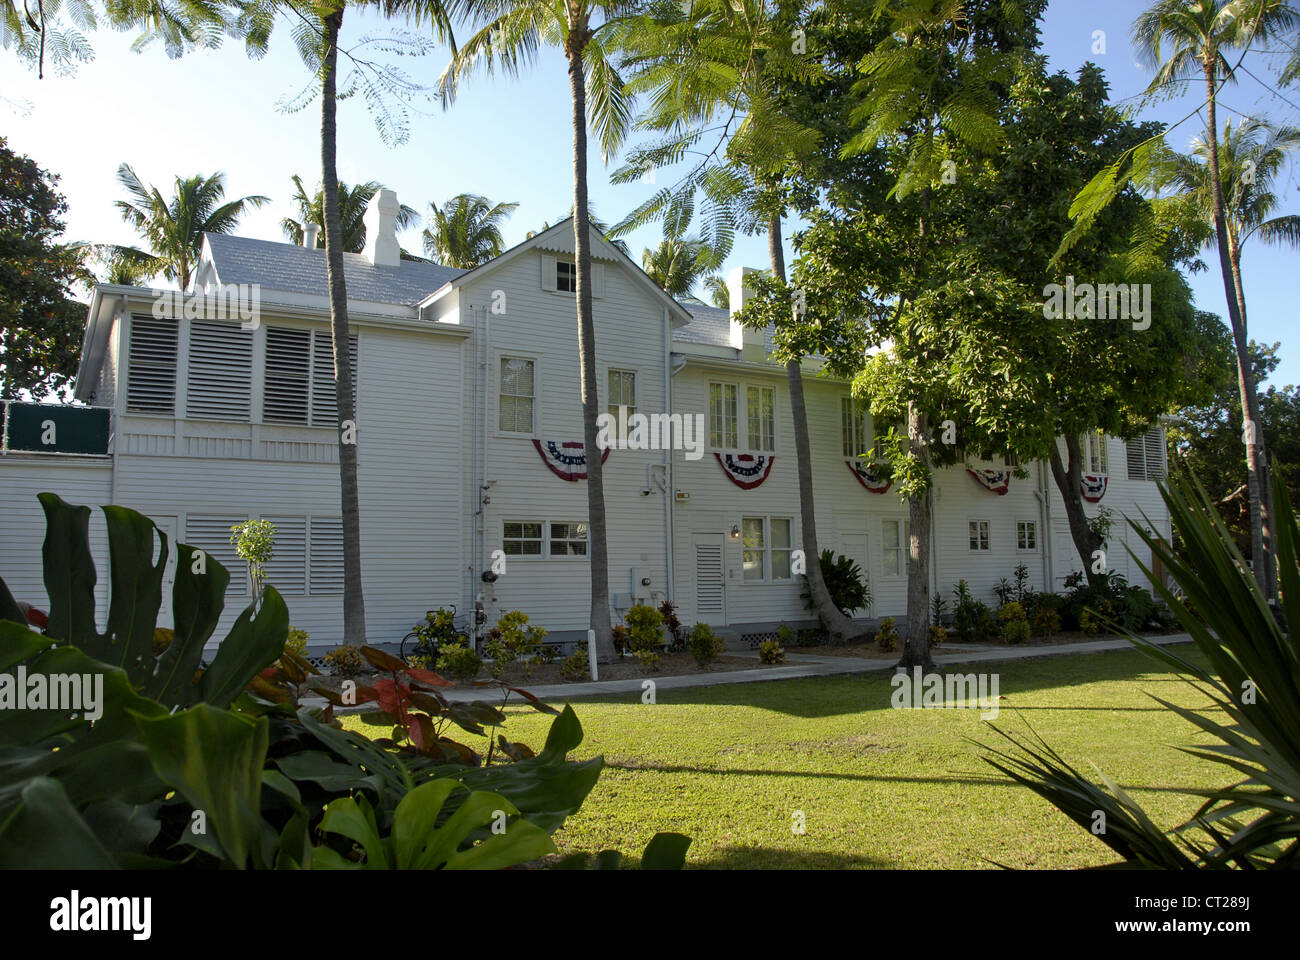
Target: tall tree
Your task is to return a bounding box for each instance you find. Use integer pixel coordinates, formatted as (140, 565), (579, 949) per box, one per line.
(422, 192), (519, 267)
(109, 164), (268, 289)
(282, 174), (419, 252)
(440, 0), (638, 658)
(1132, 0), (1300, 599)
(0, 137), (88, 400)
(641, 233), (718, 296)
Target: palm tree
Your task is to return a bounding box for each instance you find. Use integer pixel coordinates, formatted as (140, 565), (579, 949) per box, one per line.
(109, 165), (268, 289)
(440, 0), (638, 659)
(701, 274), (729, 310)
(527, 207), (632, 256)
(282, 174), (419, 252)
(422, 193), (519, 267)
(641, 234), (718, 297)
(1134, 0), (1300, 600)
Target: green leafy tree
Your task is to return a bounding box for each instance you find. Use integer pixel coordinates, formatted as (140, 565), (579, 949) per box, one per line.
(108, 164), (269, 289)
(422, 192), (519, 267)
(281, 174), (420, 252)
(0, 137), (88, 400)
(439, 0), (640, 658)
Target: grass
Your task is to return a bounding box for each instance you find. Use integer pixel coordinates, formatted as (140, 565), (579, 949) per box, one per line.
(341, 646), (1228, 869)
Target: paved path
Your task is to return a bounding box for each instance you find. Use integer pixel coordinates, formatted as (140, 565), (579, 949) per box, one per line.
(312, 633), (1194, 713)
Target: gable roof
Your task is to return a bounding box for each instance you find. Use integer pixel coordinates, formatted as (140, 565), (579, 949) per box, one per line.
(202, 233), (464, 307)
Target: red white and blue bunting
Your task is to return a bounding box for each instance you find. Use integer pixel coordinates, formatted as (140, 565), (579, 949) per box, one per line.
(532, 439), (610, 482)
(846, 459), (893, 494)
(715, 453), (775, 490)
(967, 468), (1012, 496)
(1081, 473), (1109, 503)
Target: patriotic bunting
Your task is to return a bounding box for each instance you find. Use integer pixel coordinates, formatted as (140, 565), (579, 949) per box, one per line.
(716, 453), (775, 490)
(532, 439), (610, 481)
(967, 468), (1012, 495)
(846, 459), (893, 494)
(1081, 473), (1108, 503)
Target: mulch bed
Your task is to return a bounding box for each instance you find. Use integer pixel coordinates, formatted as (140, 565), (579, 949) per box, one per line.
(791, 629), (1181, 659)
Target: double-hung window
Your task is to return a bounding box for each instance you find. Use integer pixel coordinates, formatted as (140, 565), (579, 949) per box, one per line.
(882, 519), (911, 576)
(1017, 520), (1038, 551)
(747, 385), (775, 452)
(969, 520), (991, 552)
(499, 357), (535, 434)
(1083, 430), (1109, 474)
(608, 369), (636, 437)
(842, 397), (869, 458)
(742, 516), (793, 582)
(709, 382), (739, 449)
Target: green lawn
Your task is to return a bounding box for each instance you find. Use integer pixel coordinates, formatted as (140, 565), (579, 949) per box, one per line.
(344, 647), (1228, 869)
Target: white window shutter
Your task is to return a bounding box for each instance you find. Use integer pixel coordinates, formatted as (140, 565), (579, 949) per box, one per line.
(309, 516), (344, 594)
(541, 254), (557, 292)
(1145, 426), (1167, 480)
(1126, 437), (1145, 480)
(592, 263), (606, 299)
(126, 316), (178, 414)
(262, 516), (307, 595)
(186, 515), (248, 594)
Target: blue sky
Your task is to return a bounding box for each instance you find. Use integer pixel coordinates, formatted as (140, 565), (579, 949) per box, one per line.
(1, 0), (1295, 385)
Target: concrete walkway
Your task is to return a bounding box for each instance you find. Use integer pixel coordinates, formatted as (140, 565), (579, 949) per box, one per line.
(314, 633), (1194, 712)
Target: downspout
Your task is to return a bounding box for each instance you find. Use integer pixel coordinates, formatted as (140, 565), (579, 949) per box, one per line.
(661, 307), (674, 604)
(1036, 458), (1053, 592)
(476, 304), (491, 644)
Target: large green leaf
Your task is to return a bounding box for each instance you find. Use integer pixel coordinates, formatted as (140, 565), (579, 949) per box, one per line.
(39, 493), (102, 646)
(0, 777), (118, 869)
(196, 586), (289, 708)
(135, 705), (268, 869)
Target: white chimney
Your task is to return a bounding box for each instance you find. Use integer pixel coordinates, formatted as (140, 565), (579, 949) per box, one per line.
(362, 188), (401, 267)
(727, 266), (767, 360)
(303, 222), (320, 249)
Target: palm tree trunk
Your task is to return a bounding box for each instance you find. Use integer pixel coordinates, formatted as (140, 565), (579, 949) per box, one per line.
(1048, 436), (1104, 587)
(322, 6), (367, 645)
(1204, 64), (1271, 600)
(567, 29), (613, 660)
(766, 214), (861, 644)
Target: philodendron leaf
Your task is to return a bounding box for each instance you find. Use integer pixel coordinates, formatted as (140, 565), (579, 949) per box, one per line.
(135, 704), (268, 869)
(392, 780), (555, 870)
(196, 586), (289, 709)
(316, 793), (389, 869)
(0, 576), (26, 625)
(0, 777), (117, 869)
(39, 493), (102, 647)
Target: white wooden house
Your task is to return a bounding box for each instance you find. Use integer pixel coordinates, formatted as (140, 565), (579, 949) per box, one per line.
(0, 190), (1171, 650)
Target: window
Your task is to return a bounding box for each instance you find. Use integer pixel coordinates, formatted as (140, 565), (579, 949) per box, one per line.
(127, 316), (179, 414)
(607, 369), (636, 437)
(1126, 426), (1167, 481)
(499, 357), (535, 434)
(969, 520), (990, 552)
(186, 321), (253, 421)
(265, 328), (358, 426)
(549, 521), (588, 557)
(503, 521), (586, 557)
(309, 517), (344, 594)
(873, 422), (900, 461)
(185, 515), (249, 594)
(503, 521), (543, 556)
(1083, 430), (1108, 474)
(261, 516), (307, 595)
(882, 519), (910, 576)
(709, 382), (739, 449)
(842, 397), (869, 457)
(742, 516), (793, 582)
(556, 260), (577, 292)
(747, 385), (775, 452)
(1017, 520), (1038, 551)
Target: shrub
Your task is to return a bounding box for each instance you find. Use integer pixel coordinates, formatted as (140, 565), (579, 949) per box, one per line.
(1079, 608), (1104, 636)
(497, 610), (547, 662)
(559, 648), (590, 681)
(625, 604), (664, 653)
(659, 601), (686, 651)
(229, 517), (275, 602)
(929, 624), (947, 647)
(795, 627), (822, 647)
(931, 592), (949, 627)
(802, 550), (871, 616)
(483, 628), (508, 679)
(611, 625), (630, 657)
(634, 649), (661, 671)
(284, 626), (310, 657)
(688, 623), (726, 667)
(1032, 605), (1062, 638)
(998, 603), (1030, 644)
(408, 607), (460, 659)
(324, 644), (365, 679)
(993, 578), (1014, 607)
(952, 581), (992, 642)
(758, 638), (786, 664)
(777, 624), (794, 647)
(875, 617), (899, 652)
(436, 643), (482, 681)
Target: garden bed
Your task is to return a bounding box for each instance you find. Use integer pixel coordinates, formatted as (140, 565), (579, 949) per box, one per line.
(791, 628), (1181, 659)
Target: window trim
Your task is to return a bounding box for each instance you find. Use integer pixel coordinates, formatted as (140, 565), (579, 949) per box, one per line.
(605, 366), (638, 439)
(968, 519), (991, 552)
(502, 520), (545, 558)
(555, 259), (577, 294)
(709, 378), (781, 452)
(1016, 519), (1039, 552)
(502, 519), (588, 560)
(881, 517), (910, 577)
(1082, 430), (1109, 475)
(741, 515), (795, 583)
(747, 384), (777, 453)
(708, 380), (740, 451)
(496, 353), (539, 438)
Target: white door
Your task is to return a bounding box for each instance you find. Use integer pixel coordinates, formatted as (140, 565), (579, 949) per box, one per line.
(693, 534), (727, 626)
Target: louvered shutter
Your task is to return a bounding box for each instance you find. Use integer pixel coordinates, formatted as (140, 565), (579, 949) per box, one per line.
(262, 515), (306, 595)
(185, 515), (248, 594)
(264, 328), (311, 424)
(1126, 437), (1146, 480)
(309, 516), (344, 594)
(310, 332), (359, 427)
(126, 316), (178, 414)
(695, 543), (725, 617)
(1144, 426), (1167, 480)
(186, 321), (253, 421)
(541, 254), (557, 292)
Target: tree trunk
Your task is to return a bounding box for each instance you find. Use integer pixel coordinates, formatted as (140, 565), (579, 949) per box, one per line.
(322, 6), (366, 645)
(766, 213), (861, 643)
(1203, 64), (1271, 599)
(567, 27), (613, 660)
(1048, 436), (1105, 587)
(896, 404), (935, 671)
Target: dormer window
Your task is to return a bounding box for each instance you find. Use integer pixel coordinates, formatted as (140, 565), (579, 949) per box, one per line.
(556, 260), (577, 293)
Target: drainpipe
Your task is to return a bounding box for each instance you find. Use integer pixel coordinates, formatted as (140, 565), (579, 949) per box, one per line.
(1036, 458), (1054, 592)
(476, 305), (491, 643)
(661, 307), (674, 604)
